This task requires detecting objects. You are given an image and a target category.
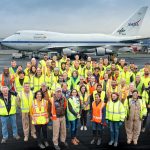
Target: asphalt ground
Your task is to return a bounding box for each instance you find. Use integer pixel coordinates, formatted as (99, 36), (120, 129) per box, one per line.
(0, 53), (150, 150)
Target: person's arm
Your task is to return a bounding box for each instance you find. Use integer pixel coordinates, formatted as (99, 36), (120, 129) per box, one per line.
(16, 95), (21, 108)
(68, 100), (77, 117)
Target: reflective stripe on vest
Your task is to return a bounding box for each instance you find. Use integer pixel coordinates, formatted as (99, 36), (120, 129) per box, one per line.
(32, 99), (49, 125)
(19, 91), (33, 113)
(92, 101), (105, 123)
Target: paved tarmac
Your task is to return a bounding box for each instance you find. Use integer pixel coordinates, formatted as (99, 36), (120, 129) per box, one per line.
(0, 53), (150, 150)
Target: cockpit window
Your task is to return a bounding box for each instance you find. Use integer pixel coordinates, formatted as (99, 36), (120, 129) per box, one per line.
(14, 32), (20, 35)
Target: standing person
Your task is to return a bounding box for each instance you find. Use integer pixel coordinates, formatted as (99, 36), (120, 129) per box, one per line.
(106, 92), (126, 147)
(14, 71), (30, 93)
(62, 83), (71, 129)
(0, 67), (15, 91)
(51, 87), (68, 150)
(0, 86), (20, 143)
(9, 60), (18, 75)
(30, 91), (49, 149)
(124, 90), (147, 145)
(67, 89), (81, 145)
(141, 81), (150, 132)
(90, 94), (106, 146)
(17, 82), (36, 142)
(79, 85), (90, 131)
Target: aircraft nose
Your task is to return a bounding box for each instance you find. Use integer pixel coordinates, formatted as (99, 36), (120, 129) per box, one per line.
(1, 37), (12, 47)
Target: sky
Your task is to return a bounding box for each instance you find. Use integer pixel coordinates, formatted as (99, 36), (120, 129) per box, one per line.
(0, 0), (150, 38)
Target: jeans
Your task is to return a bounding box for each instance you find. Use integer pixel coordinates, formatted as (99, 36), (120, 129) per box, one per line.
(109, 121), (120, 143)
(35, 124), (48, 144)
(92, 122), (103, 131)
(92, 122), (103, 138)
(0, 114), (18, 139)
(70, 119), (78, 139)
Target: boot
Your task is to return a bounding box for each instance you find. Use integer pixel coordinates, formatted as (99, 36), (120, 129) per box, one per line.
(97, 130), (102, 146)
(91, 130), (96, 145)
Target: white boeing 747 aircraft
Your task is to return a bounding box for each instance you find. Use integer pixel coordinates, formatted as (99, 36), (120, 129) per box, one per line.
(1, 6), (149, 56)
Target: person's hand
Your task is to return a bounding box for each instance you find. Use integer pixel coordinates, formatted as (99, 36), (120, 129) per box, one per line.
(77, 113), (80, 118)
(106, 120), (109, 124)
(148, 104), (150, 109)
(119, 121), (123, 127)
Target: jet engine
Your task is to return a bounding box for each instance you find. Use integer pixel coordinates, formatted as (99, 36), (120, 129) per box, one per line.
(96, 47), (113, 55)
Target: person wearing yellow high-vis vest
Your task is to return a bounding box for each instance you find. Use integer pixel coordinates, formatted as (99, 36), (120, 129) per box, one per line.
(0, 86), (20, 144)
(134, 75), (144, 96)
(107, 80), (120, 101)
(39, 53), (49, 68)
(14, 71), (30, 93)
(30, 67), (49, 93)
(106, 92), (126, 147)
(124, 90), (147, 145)
(141, 83), (150, 132)
(141, 68), (150, 88)
(17, 82), (36, 142)
(67, 89), (81, 145)
(78, 85), (90, 131)
(30, 90), (49, 149)
(70, 70), (80, 90)
(9, 60), (18, 76)
(121, 65), (133, 85)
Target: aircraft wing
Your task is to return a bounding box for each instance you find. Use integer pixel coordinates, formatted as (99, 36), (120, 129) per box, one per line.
(120, 36), (150, 43)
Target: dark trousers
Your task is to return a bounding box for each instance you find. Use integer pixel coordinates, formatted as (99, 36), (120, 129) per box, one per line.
(80, 110), (88, 126)
(70, 119), (78, 139)
(142, 109), (150, 129)
(35, 124), (48, 143)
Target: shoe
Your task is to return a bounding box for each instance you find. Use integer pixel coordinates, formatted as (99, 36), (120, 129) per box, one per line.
(1, 138), (7, 144)
(97, 138), (101, 146)
(38, 143), (46, 149)
(61, 142), (68, 147)
(90, 138), (96, 145)
(44, 141), (49, 147)
(133, 140), (137, 145)
(127, 140), (131, 144)
(141, 127), (145, 133)
(24, 136), (28, 142)
(32, 134), (37, 139)
(108, 140), (114, 146)
(84, 126), (87, 131)
(14, 135), (20, 140)
(71, 139), (78, 145)
(54, 145), (61, 150)
(80, 126), (84, 131)
(114, 142), (118, 147)
(74, 137), (80, 143)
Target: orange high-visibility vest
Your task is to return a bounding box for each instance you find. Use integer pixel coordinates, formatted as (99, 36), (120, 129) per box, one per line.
(32, 99), (49, 125)
(91, 101), (105, 123)
(50, 97), (67, 120)
(0, 74), (15, 90)
(89, 82), (97, 95)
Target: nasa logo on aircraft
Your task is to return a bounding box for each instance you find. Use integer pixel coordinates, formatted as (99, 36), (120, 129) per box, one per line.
(128, 19), (141, 26)
(117, 28), (126, 35)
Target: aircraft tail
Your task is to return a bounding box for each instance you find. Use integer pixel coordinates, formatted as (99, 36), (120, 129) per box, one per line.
(112, 6), (148, 36)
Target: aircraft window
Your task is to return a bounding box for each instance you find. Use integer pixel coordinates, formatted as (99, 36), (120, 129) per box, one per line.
(15, 32), (20, 35)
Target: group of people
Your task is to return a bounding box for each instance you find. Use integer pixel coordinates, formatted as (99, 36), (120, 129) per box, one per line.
(0, 53), (149, 150)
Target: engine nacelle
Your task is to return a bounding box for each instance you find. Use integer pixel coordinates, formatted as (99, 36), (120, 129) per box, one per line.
(62, 48), (76, 56)
(96, 47), (113, 56)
